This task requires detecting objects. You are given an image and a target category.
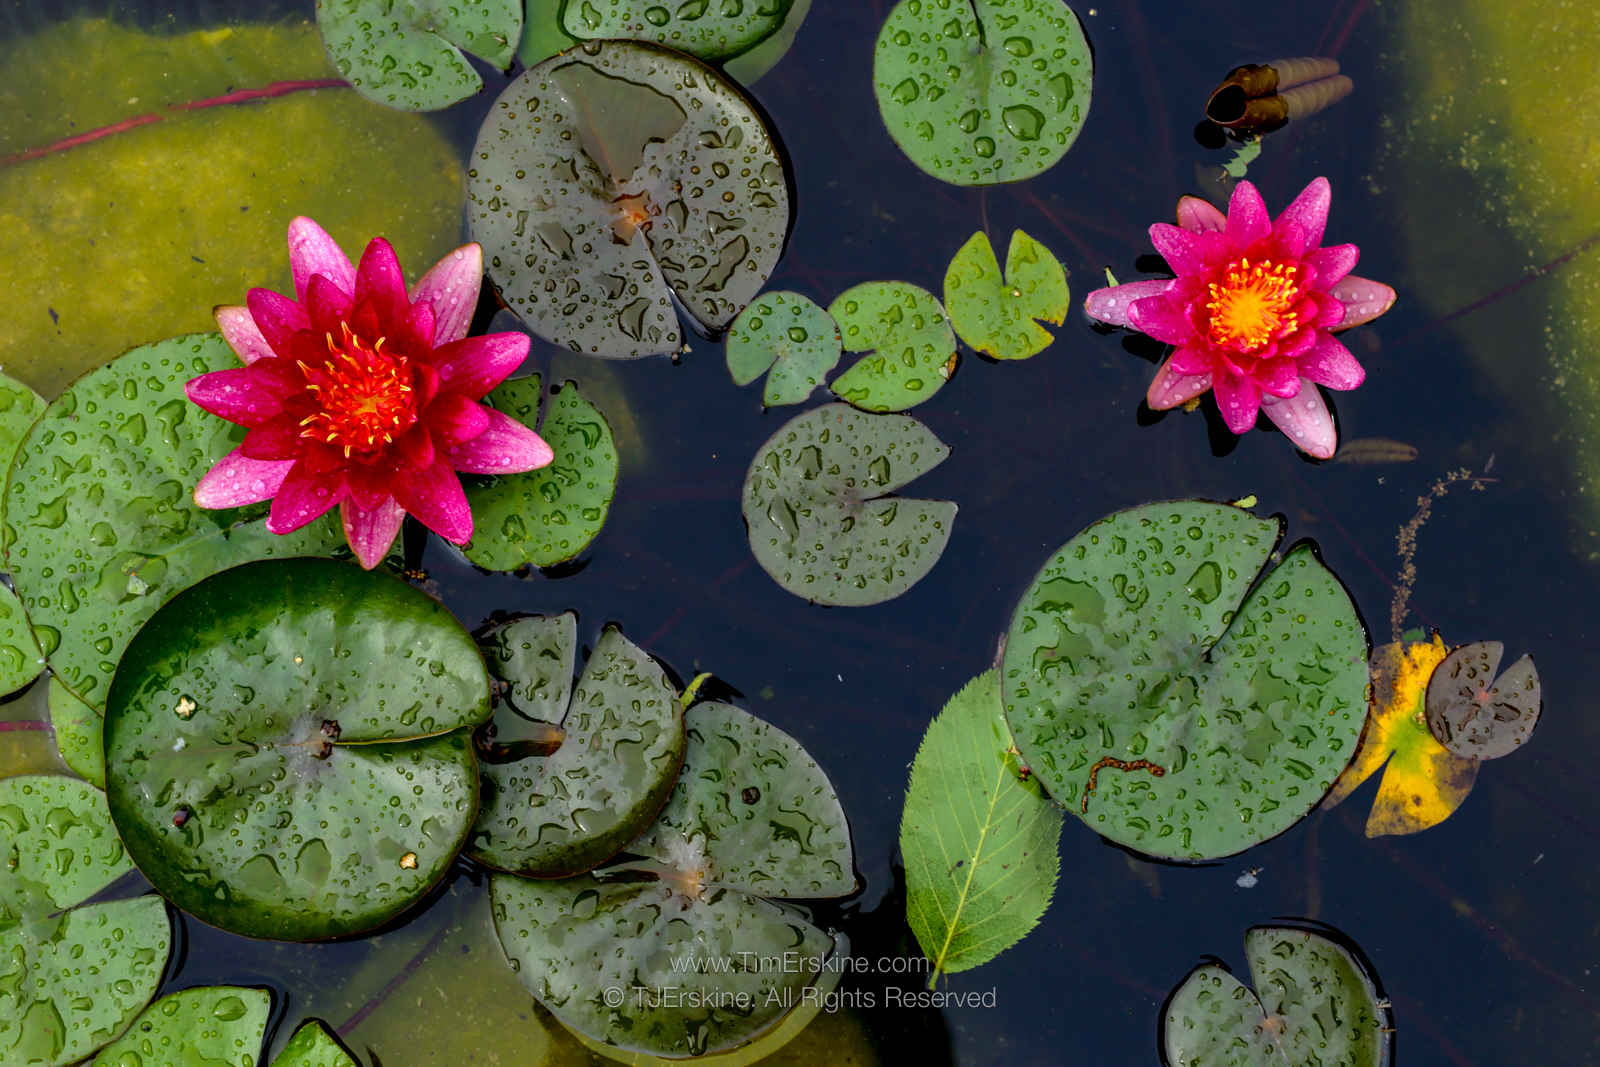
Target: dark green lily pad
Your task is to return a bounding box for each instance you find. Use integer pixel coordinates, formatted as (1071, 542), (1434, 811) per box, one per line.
(0, 775), (172, 1067)
(491, 701), (854, 1057)
(270, 1020), (360, 1067)
(3, 334), (343, 714)
(464, 374), (619, 571)
(317, 0), (521, 111)
(1425, 641), (1542, 760)
(741, 403), (958, 606)
(944, 229), (1069, 359)
(873, 0), (1093, 186)
(103, 558), (491, 941)
(726, 291), (843, 407)
(469, 40), (791, 358)
(1002, 501), (1369, 861)
(1161, 924), (1391, 1067)
(48, 677), (104, 787)
(90, 986), (271, 1067)
(828, 282), (958, 412)
(470, 615), (685, 877)
(561, 0), (790, 61)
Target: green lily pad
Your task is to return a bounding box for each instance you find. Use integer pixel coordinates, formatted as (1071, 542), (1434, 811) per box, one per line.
(317, 0), (521, 111)
(828, 282), (958, 411)
(468, 40), (791, 358)
(873, 0), (1093, 186)
(48, 676), (104, 787)
(270, 1020), (360, 1067)
(727, 291), (843, 407)
(91, 986), (271, 1067)
(491, 700), (853, 1057)
(0, 581), (43, 698)
(1425, 641), (1542, 760)
(741, 403), (958, 606)
(470, 615), (685, 877)
(1161, 924), (1391, 1067)
(103, 558), (491, 941)
(0, 775), (172, 1067)
(0, 371), (45, 549)
(560, 0), (790, 62)
(4, 334), (345, 715)
(464, 375), (620, 571)
(943, 230), (1069, 359)
(1002, 501), (1369, 861)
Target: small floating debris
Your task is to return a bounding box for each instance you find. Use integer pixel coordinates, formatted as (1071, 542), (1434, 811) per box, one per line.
(1205, 58), (1353, 135)
(1235, 866), (1262, 889)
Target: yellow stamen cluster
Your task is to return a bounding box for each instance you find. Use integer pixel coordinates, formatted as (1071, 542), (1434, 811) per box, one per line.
(297, 322), (417, 458)
(1204, 257), (1303, 352)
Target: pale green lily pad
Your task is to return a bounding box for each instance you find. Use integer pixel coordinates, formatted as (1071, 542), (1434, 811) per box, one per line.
(4, 334), (344, 714)
(1002, 501), (1369, 861)
(104, 559), (491, 941)
(0, 775), (172, 1067)
(491, 701), (853, 1057)
(0, 581), (43, 698)
(90, 986), (271, 1067)
(726, 291), (842, 407)
(469, 615), (685, 877)
(741, 403), (958, 606)
(944, 230), (1069, 359)
(269, 1020), (359, 1067)
(464, 375), (619, 571)
(48, 676), (104, 787)
(1162, 925), (1392, 1067)
(828, 282), (958, 411)
(318, 0), (521, 111)
(0, 371), (45, 551)
(469, 40), (791, 358)
(873, 0), (1093, 186)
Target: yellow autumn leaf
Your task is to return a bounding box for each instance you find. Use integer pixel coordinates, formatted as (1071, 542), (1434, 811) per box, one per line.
(1324, 635), (1480, 836)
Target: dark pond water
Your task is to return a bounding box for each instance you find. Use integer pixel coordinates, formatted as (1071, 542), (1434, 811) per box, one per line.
(3, 0), (1598, 1064)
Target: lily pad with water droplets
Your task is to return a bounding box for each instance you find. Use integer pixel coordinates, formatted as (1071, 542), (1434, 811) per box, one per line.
(0, 581), (43, 699)
(828, 282), (958, 412)
(1002, 500), (1369, 861)
(0, 775), (172, 1067)
(1161, 924), (1391, 1067)
(1425, 640), (1541, 760)
(560, 0), (791, 62)
(317, 0), (522, 111)
(103, 558), (490, 942)
(48, 676), (104, 787)
(944, 230), (1069, 359)
(491, 700), (853, 1057)
(469, 614), (685, 878)
(269, 1020), (360, 1067)
(0, 371), (45, 549)
(3, 334), (344, 715)
(741, 403), (958, 606)
(726, 291), (843, 407)
(464, 375), (620, 571)
(90, 986), (271, 1067)
(873, 0), (1093, 186)
(469, 40), (791, 359)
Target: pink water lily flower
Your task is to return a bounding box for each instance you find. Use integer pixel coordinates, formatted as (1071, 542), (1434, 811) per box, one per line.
(1085, 177), (1396, 458)
(186, 217), (553, 568)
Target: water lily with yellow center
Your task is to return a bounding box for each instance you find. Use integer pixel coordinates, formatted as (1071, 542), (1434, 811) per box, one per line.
(1085, 178), (1396, 457)
(185, 217), (553, 568)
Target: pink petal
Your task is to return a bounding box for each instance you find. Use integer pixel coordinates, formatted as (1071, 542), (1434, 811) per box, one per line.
(1147, 357), (1212, 410)
(402, 300), (436, 355)
(288, 217), (356, 304)
(432, 333), (531, 399)
(396, 425), (436, 470)
(265, 461), (343, 534)
(193, 450), (294, 509)
(216, 305), (276, 365)
(1261, 386), (1337, 458)
(1213, 370), (1263, 434)
(240, 416), (303, 461)
(1084, 279), (1174, 327)
(247, 288), (310, 352)
(1226, 181), (1272, 247)
(355, 237), (409, 324)
(185, 368), (285, 426)
(393, 459), (473, 543)
(305, 274), (354, 335)
(342, 497), (406, 570)
(1274, 177), (1332, 251)
(1128, 293), (1197, 346)
(1305, 243), (1359, 289)
(1177, 195), (1227, 233)
(411, 244), (484, 345)
(1298, 333), (1366, 390)
(446, 407), (554, 474)
(1258, 358), (1303, 398)
(425, 392), (492, 447)
(1331, 276), (1397, 329)
(1150, 223), (1224, 276)
(1167, 345), (1212, 375)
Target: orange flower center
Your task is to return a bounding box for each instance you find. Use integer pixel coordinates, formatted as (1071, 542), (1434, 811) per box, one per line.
(298, 323), (417, 457)
(1205, 257), (1303, 352)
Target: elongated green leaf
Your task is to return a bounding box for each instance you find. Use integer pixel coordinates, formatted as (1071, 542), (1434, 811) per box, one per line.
(90, 986), (271, 1067)
(944, 230), (1069, 359)
(828, 282), (957, 412)
(318, 0), (522, 110)
(901, 672), (1061, 982)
